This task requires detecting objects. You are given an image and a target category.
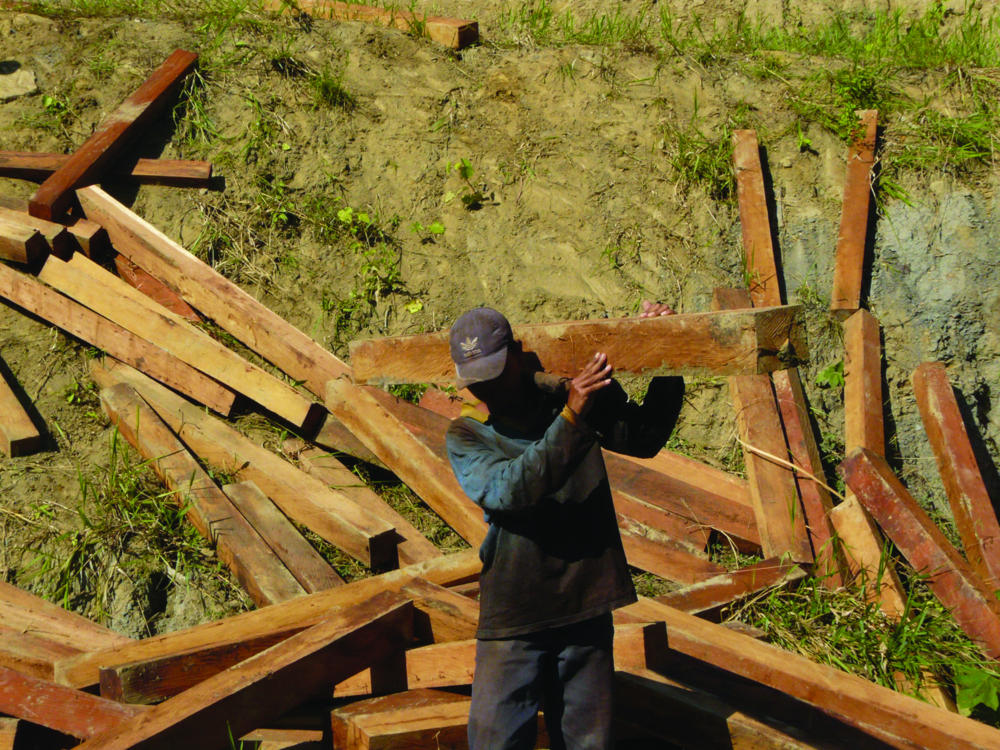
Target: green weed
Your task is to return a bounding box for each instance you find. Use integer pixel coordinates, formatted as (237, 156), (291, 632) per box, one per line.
(664, 99), (746, 201)
(310, 65), (355, 110)
(445, 158), (489, 210)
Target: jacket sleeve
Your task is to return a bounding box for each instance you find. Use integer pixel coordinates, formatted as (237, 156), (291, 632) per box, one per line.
(586, 375), (685, 457)
(446, 414), (595, 515)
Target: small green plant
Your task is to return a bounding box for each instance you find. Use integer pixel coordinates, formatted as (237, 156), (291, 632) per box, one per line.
(410, 220), (446, 243)
(310, 65), (355, 110)
(445, 158), (489, 210)
(816, 360), (845, 389)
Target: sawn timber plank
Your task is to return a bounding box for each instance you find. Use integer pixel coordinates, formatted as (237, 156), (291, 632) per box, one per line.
(0, 150), (212, 187)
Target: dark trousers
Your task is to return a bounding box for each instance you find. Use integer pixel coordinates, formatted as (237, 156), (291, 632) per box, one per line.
(468, 614), (614, 750)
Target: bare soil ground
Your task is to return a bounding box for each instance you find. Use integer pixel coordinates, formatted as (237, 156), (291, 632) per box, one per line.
(1, 0), (999, 651)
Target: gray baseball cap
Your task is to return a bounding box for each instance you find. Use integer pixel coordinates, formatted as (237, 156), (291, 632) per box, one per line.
(449, 307), (513, 388)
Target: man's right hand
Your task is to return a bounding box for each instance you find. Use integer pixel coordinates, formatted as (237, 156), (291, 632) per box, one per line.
(567, 352), (612, 417)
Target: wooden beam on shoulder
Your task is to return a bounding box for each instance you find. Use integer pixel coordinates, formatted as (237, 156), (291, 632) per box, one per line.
(0, 261), (235, 414)
(101, 383), (308, 607)
(265, 0), (478, 48)
(913, 361), (1000, 593)
(0, 151), (212, 187)
(831, 110), (878, 318)
(29, 50), (198, 220)
(840, 448), (1000, 659)
(74, 592), (414, 750)
(89, 358), (399, 571)
(348, 305), (808, 386)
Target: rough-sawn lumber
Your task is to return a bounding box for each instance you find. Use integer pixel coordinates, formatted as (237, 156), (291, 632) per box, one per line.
(0, 151), (212, 187)
(349, 306), (808, 386)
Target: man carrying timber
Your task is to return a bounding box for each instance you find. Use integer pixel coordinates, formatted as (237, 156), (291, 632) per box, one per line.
(445, 302), (680, 750)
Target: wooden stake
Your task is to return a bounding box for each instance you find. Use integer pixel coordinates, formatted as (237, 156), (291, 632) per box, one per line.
(913, 361), (1000, 593)
(29, 50), (199, 220)
(831, 110), (878, 318)
(349, 305), (808, 386)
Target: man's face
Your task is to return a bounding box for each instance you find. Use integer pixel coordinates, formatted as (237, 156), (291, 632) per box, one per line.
(466, 345), (524, 409)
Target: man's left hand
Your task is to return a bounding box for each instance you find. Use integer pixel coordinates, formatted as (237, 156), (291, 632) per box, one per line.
(639, 300), (675, 317)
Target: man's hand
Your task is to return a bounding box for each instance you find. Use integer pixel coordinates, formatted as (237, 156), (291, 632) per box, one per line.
(639, 300), (675, 317)
(567, 352), (612, 417)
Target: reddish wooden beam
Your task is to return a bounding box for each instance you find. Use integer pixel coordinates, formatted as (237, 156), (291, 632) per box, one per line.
(0, 151), (212, 187)
(29, 50), (198, 220)
(113, 254), (201, 321)
(654, 558), (805, 619)
(913, 362), (1000, 592)
(732, 130), (780, 307)
(840, 448), (1000, 659)
(831, 110), (878, 318)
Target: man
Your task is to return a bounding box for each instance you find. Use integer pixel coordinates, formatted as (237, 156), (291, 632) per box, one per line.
(445, 302), (681, 750)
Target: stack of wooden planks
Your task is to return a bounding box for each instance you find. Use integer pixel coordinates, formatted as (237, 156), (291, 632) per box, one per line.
(2, 48), (1000, 750)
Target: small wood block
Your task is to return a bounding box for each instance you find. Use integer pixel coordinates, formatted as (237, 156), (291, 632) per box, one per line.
(0, 151), (213, 187)
(654, 558), (805, 619)
(0, 360), (42, 457)
(295, 445), (442, 566)
(0, 207), (73, 259)
(89, 358), (399, 571)
(0, 666), (145, 740)
(841, 448), (1000, 658)
(74, 592), (414, 750)
(713, 290), (812, 563)
(0, 260), (235, 414)
(0, 218), (46, 265)
(732, 129), (781, 308)
(112, 253), (201, 321)
(64, 217), (109, 257)
(348, 306), (808, 386)
(326, 377), (489, 546)
(831, 110), (878, 317)
(77, 185), (349, 401)
(913, 362), (1000, 592)
(39, 253), (324, 432)
(101, 383), (307, 607)
(223, 480), (345, 593)
(29, 50), (199, 221)
(268, 0), (479, 48)
(843, 309), (884, 457)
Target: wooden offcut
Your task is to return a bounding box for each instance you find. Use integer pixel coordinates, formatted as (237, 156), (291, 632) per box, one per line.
(0, 218), (46, 265)
(841, 448), (1000, 660)
(913, 361), (1000, 593)
(0, 261), (236, 414)
(326, 377), (489, 545)
(29, 50), (199, 220)
(0, 360), (41, 458)
(223, 481), (345, 593)
(39, 254), (324, 432)
(74, 592), (414, 750)
(0, 207), (73, 259)
(0, 151), (212, 187)
(349, 305), (807, 386)
(101, 384), (307, 607)
(113, 254), (201, 321)
(89, 358), (399, 570)
(265, 0), (478, 48)
(831, 110), (878, 317)
(77, 185), (350, 400)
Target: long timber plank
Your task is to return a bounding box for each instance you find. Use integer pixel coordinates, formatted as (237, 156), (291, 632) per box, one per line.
(89, 358), (398, 571)
(54, 552), (479, 690)
(831, 110), (878, 317)
(77, 185), (349, 400)
(0, 625), (82, 680)
(841, 448), (1000, 659)
(113, 253), (201, 321)
(74, 593), (414, 750)
(912, 361), (1000, 593)
(615, 597), (1000, 749)
(0, 151), (212, 187)
(0, 582), (132, 651)
(732, 129), (781, 307)
(0, 261), (235, 414)
(39, 254), (323, 432)
(101, 384), (307, 607)
(348, 305), (808, 386)
(29, 50), (198, 220)
(654, 558), (804, 618)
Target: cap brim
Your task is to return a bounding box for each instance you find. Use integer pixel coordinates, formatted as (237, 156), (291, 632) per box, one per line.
(455, 346), (508, 389)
